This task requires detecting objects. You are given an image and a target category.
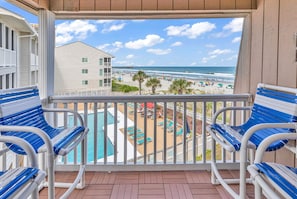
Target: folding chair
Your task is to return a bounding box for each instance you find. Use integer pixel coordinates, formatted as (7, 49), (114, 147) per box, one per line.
(207, 83), (297, 198)
(0, 136), (45, 199)
(0, 86), (89, 199)
(247, 132), (297, 199)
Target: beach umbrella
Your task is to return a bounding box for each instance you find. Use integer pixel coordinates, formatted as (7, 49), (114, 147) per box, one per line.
(186, 120), (191, 135)
(141, 102), (154, 109)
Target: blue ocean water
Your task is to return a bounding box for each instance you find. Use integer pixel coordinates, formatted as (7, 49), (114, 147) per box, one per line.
(113, 66), (236, 82)
(66, 112), (114, 163)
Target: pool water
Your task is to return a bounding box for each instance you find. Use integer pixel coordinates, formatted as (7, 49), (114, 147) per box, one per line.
(65, 112), (115, 163)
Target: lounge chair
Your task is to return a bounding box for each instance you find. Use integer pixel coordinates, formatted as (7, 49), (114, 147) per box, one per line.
(0, 86), (89, 199)
(176, 128), (183, 136)
(0, 136), (45, 199)
(247, 132), (297, 199)
(130, 133), (145, 139)
(137, 137), (152, 145)
(207, 83), (297, 198)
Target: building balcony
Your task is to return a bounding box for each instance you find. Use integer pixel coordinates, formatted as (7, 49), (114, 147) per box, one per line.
(23, 93), (251, 198)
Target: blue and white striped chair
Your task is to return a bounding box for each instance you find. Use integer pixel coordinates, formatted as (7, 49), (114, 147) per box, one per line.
(0, 136), (45, 199)
(0, 86), (89, 199)
(207, 83), (297, 198)
(247, 132), (297, 199)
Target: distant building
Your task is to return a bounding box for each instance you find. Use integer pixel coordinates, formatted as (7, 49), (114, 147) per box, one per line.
(55, 41), (114, 95)
(0, 7), (38, 89)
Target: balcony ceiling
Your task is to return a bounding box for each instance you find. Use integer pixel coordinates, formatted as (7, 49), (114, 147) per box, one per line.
(7, 0), (257, 19)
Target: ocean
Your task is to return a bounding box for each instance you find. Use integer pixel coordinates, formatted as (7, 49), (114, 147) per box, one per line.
(113, 66), (236, 83)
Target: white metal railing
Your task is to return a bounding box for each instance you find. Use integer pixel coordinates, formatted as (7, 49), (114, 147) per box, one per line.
(47, 94), (252, 171)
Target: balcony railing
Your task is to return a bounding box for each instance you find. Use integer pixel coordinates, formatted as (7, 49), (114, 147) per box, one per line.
(46, 93), (252, 172)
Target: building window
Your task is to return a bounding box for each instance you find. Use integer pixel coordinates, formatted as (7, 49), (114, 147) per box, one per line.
(82, 80), (88, 85)
(82, 58), (88, 62)
(99, 69), (103, 76)
(5, 27), (9, 49)
(11, 30), (14, 51)
(99, 80), (103, 87)
(82, 69), (88, 74)
(0, 23), (2, 48)
(99, 58), (103, 65)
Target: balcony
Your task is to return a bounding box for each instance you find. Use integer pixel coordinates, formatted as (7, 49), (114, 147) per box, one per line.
(37, 93), (252, 197)
(0, 92), (252, 198)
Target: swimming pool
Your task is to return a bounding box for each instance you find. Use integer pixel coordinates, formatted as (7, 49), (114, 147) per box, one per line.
(65, 111), (115, 163)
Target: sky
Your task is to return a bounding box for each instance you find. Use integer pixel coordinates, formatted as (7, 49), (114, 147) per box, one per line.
(0, 0), (243, 67)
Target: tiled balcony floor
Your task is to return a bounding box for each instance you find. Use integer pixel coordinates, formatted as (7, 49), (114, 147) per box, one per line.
(40, 170), (255, 199)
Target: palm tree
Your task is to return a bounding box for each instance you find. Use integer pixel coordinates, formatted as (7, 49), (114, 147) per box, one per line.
(169, 79), (193, 95)
(146, 78), (161, 94)
(132, 71), (148, 95)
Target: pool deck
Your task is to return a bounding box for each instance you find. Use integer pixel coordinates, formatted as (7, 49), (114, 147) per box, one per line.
(106, 108), (141, 162)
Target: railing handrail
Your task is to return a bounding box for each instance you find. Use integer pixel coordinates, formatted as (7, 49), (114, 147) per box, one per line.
(50, 93), (252, 103)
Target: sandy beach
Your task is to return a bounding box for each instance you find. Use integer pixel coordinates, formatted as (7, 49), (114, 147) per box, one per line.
(116, 72), (234, 95)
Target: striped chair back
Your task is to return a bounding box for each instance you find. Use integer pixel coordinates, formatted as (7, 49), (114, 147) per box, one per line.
(243, 84), (297, 150)
(0, 86), (62, 154)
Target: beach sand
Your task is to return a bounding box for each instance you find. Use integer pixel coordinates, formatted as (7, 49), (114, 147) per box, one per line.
(117, 72), (234, 95)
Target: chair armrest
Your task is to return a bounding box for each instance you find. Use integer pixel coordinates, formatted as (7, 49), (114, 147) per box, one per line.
(254, 130), (297, 163)
(0, 125), (54, 161)
(240, 122), (297, 163)
(0, 136), (38, 168)
(212, 106), (252, 124)
(43, 108), (85, 127)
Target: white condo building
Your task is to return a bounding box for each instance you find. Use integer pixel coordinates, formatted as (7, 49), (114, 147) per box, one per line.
(55, 41), (114, 95)
(0, 7), (38, 89)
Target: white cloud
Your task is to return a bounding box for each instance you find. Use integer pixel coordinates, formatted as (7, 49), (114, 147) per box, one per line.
(171, 41), (182, 47)
(56, 20), (97, 45)
(209, 49), (232, 55)
(232, 37), (241, 43)
(201, 49), (232, 63)
(147, 48), (171, 55)
(102, 23), (126, 33)
(165, 22), (216, 39)
(226, 54), (238, 61)
(97, 41), (123, 53)
(126, 54), (134, 59)
(201, 55), (217, 63)
(132, 20), (146, 23)
(223, 18), (244, 33)
(96, 20), (115, 24)
(125, 34), (164, 49)
(97, 43), (110, 50)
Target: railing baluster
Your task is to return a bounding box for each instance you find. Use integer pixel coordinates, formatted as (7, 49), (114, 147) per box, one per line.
(124, 102), (127, 164)
(94, 103), (98, 164)
(173, 102), (177, 163)
(103, 102), (107, 164)
(164, 102), (168, 164)
(114, 103), (118, 164)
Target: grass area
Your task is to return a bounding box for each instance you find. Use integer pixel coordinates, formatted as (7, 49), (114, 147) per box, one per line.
(196, 144), (222, 161)
(112, 81), (138, 93)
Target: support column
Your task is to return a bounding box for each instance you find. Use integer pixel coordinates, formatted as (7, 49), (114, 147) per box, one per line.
(38, 9), (55, 99)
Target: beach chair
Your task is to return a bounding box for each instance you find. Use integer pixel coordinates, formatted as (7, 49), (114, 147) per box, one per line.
(0, 86), (89, 199)
(247, 131), (297, 199)
(130, 132), (145, 139)
(207, 83), (297, 198)
(0, 136), (45, 199)
(137, 137), (152, 145)
(176, 128), (183, 136)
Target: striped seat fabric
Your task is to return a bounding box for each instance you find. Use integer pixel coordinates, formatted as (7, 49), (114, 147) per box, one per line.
(0, 86), (86, 155)
(209, 85), (297, 151)
(254, 162), (297, 198)
(0, 168), (43, 199)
